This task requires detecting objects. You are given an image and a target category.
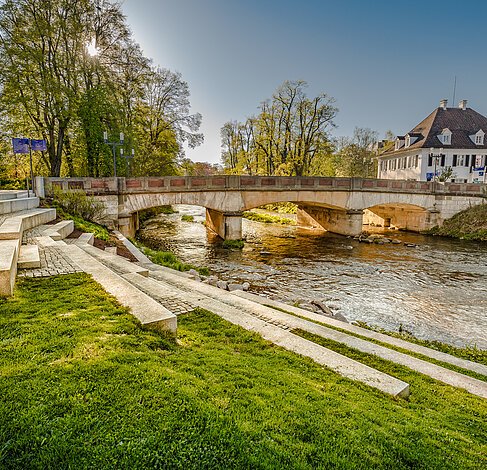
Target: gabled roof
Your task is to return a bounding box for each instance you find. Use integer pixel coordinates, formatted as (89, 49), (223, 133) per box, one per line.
(382, 106), (487, 156)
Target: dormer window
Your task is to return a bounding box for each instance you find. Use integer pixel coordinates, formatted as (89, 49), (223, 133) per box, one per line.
(395, 136), (405, 151)
(405, 136), (410, 148)
(470, 129), (485, 145)
(437, 128), (452, 145)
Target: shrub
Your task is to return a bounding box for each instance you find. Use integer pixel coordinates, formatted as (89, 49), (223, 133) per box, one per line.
(52, 187), (105, 221)
(181, 214), (194, 222)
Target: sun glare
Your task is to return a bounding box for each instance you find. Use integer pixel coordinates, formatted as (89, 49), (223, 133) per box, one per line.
(87, 39), (99, 57)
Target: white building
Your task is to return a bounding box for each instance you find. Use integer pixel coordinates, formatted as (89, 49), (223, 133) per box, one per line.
(377, 99), (487, 183)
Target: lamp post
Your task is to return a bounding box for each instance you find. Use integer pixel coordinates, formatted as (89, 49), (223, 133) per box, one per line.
(120, 148), (135, 177)
(429, 147), (443, 182)
(104, 131), (124, 177)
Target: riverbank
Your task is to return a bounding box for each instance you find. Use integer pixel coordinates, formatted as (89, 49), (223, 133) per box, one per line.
(1, 274), (486, 468)
(428, 203), (487, 241)
(136, 204), (487, 349)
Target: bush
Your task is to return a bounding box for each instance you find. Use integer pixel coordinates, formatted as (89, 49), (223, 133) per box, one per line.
(52, 187), (105, 221)
(181, 214), (194, 222)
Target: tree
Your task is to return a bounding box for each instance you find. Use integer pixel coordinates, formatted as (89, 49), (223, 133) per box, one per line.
(131, 67), (203, 176)
(221, 80), (337, 176)
(0, 0), (203, 179)
(0, 0), (94, 176)
(334, 127), (378, 178)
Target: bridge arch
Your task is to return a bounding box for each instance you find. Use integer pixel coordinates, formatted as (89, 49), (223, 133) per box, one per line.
(364, 202), (439, 231)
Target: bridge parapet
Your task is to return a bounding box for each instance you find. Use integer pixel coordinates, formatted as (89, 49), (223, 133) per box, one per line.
(43, 176), (487, 197)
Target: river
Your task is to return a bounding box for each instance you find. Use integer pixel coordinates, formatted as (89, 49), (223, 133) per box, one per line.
(138, 205), (487, 349)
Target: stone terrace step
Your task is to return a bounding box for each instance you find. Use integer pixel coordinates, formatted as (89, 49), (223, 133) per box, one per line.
(74, 232), (94, 246)
(0, 196), (39, 215)
(0, 209), (56, 240)
(59, 243), (176, 334)
(78, 244), (149, 277)
(18, 245), (40, 269)
(0, 239), (19, 296)
(232, 291), (487, 378)
(41, 220), (74, 240)
(0, 190), (29, 201)
(123, 271), (409, 398)
(146, 267), (487, 399)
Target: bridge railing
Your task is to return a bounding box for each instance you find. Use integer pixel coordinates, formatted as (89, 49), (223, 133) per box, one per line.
(42, 176), (487, 197)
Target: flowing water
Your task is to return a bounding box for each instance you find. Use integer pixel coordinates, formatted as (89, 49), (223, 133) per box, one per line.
(138, 205), (487, 349)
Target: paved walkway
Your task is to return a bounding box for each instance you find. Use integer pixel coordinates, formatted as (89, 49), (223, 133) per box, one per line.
(18, 228), (82, 278)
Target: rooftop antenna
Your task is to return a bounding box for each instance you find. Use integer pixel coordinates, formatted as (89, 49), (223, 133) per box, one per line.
(452, 76), (457, 106)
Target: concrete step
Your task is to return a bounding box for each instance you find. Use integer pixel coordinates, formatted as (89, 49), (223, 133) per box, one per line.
(18, 245), (40, 269)
(0, 239), (19, 296)
(113, 231), (151, 264)
(59, 243), (176, 334)
(0, 208), (57, 241)
(124, 272), (409, 398)
(78, 244), (149, 277)
(0, 190), (29, 200)
(232, 291), (487, 378)
(0, 190), (29, 201)
(74, 232), (94, 246)
(146, 267), (487, 399)
(0, 196), (39, 215)
(42, 220), (74, 240)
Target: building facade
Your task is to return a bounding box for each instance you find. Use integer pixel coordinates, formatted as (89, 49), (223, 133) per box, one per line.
(377, 99), (487, 183)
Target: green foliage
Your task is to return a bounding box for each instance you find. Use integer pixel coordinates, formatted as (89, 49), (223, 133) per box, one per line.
(427, 203), (487, 241)
(222, 239), (245, 249)
(260, 202), (297, 214)
(353, 321), (487, 366)
(181, 214), (194, 222)
(138, 206), (178, 224)
(221, 80), (337, 176)
(333, 127), (378, 178)
(243, 211), (296, 225)
(52, 188), (105, 221)
(134, 242), (209, 276)
(0, 275), (486, 469)
(0, 1), (202, 178)
(0, 179), (25, 190)
(55, 207), (110, 241)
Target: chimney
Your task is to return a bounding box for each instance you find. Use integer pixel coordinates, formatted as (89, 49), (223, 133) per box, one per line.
(459, 99), (468, 110)
(439, 99), (448, 110)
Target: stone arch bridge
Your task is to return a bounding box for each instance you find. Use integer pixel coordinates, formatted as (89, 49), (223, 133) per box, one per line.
(40, 176), (486, 239)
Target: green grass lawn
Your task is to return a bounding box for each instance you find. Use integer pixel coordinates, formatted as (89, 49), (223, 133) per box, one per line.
(0, 274), (486, 469)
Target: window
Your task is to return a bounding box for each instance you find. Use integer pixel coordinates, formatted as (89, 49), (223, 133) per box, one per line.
(415, 155), (419, 168)
(475, 135), (483, 144)
(452, 155), (457, 167)
(443, 134), (451, 144)
(405, 136), (410, 148)
(457, 155), (465, 166)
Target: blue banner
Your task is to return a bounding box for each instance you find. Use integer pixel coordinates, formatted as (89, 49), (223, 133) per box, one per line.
(31, 139), (47, 152)
(12, 138), (30, 154)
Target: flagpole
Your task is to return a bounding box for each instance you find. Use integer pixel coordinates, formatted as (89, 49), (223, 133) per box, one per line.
(28, 139), (34, 198)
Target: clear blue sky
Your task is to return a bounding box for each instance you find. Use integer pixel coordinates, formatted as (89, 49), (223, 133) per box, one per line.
(121, 0), (487, 164)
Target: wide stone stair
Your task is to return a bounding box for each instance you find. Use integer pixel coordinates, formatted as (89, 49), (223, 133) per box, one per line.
(0, 190), (56, 296)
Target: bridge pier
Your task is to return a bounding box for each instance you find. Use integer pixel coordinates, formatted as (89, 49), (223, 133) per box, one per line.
(297, 205), (364, 236)
(117, 211), (139, 238)
(206, 209), (243, 240)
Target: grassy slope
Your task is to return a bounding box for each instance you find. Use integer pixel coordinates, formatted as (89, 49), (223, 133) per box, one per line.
(429, 203), (487, 241)
(0, 275), (486, 469)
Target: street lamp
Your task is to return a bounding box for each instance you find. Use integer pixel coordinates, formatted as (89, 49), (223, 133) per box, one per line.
(429, 147), (443, 182)
(120, 148), (135, 177)
(104, 131), (124, 177)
